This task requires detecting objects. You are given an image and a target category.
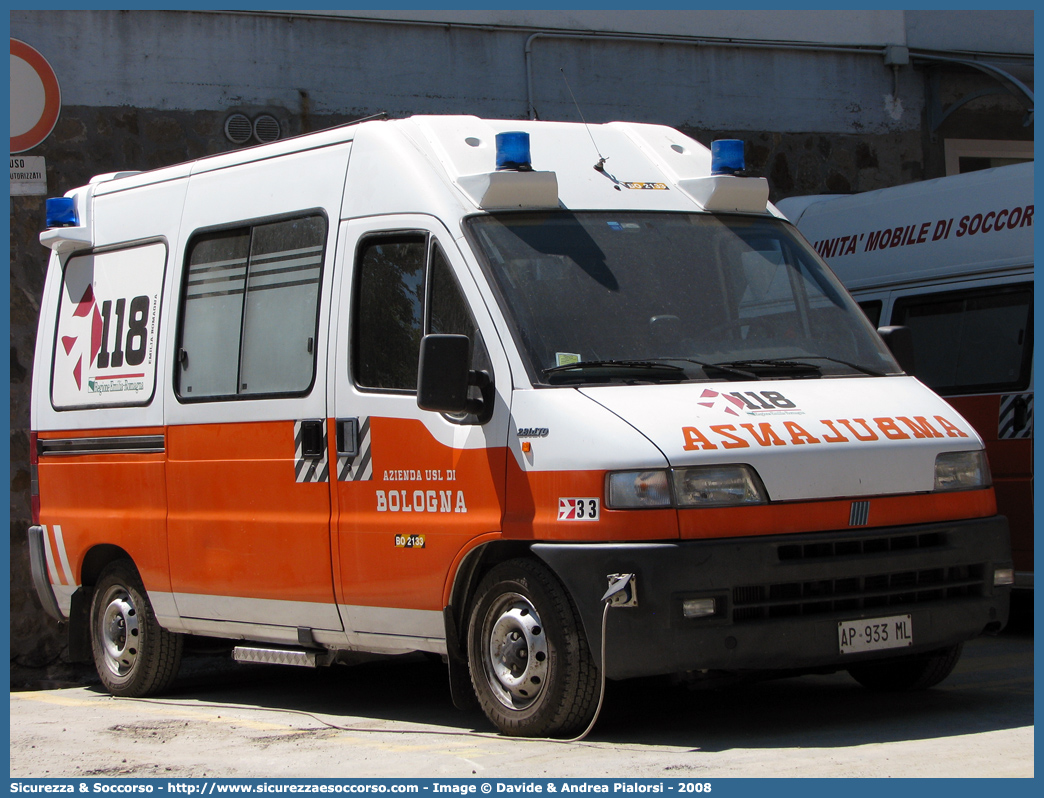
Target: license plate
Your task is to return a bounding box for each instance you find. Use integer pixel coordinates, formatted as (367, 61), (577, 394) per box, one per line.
(838, 614), (913, 655)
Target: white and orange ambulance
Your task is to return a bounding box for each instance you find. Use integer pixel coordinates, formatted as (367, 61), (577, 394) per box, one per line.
(778, 163), (1033, 590)
(30, 116), (1012, 737)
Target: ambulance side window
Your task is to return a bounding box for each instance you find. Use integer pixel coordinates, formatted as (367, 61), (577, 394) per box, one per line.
(858, 300), (882, 327)
(428, 244), (491, 375)
(352, 234), (489, 396)
(178, 230), (249, 397)
(891, 284), (1032, 395)
(353, 234), (427, 392)
(176, 214), (326, 400)
(240, 217), (325, 395)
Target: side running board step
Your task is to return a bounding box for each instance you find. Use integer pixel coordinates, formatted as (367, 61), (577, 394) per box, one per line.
(233, 646), (331, 668)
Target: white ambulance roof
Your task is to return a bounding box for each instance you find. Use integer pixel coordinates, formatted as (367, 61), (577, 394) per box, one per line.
(355, 115), (734, 215)
(90, 124), (361, 195)
(86, 115), (778, 217)
(778, 162), (1033, 290)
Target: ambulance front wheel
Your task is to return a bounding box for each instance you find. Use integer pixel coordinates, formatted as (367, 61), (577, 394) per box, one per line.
(847, 643), (963, 691)
(89, 559), (183, 697)
(466, 558), (599, 737)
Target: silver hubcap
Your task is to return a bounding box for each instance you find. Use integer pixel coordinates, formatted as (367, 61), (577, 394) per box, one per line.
(99, 586), (140, 677)
(481, 592), (549, 710)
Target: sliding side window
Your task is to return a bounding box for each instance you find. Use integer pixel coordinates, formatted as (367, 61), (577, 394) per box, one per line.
(177, 214), (326, 400)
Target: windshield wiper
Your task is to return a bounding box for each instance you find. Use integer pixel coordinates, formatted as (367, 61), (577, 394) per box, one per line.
(713, 358), (823, 378)
(782, 356), (889, 377)
(646, 357), (760, 381)
(542, 359), (687, 383)
(719, 356), (888, 378)
(543, 358), (761, 383)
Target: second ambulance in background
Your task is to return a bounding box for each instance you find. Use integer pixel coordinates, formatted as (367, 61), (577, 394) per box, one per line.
(779, 162), (1033, 589)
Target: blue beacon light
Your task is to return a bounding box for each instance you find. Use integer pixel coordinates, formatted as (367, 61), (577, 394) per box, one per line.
(46, 197), (79, 228)
(710, 139), (745, 176)
(495, 131), (533, 171)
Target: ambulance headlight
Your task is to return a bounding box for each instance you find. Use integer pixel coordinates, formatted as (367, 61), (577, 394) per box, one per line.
(673, 465), (767, 507)
(606, 470), (672, 508)
(934, 450), (991, 492)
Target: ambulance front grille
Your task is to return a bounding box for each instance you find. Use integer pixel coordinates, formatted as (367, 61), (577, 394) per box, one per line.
(776, 530), (946, 561)
(731, 563), (986, 623)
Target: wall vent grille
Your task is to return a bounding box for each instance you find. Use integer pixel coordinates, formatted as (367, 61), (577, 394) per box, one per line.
(224, 113), (253, 144)
(253, 114), (281, 143)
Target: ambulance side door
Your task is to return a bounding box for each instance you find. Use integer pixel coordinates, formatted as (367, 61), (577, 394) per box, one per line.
(164, 146), (350, 637)
(330, 216), (511, 649)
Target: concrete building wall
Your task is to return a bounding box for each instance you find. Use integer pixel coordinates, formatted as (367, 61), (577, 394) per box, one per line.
(14, 10), (920, 132)
(904, 10), (1034, 55)
(8, 9), (1032, 686)
(307, 9), (1034, 54)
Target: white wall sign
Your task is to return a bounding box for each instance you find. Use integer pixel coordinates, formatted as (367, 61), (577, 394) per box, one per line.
(10, 154), (46, 195)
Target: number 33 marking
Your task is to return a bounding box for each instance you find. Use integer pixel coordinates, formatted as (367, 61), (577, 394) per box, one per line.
(558, 498), (600, 521)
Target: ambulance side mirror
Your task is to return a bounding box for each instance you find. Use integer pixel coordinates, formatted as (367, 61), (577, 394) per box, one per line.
(877, 325), (917, 376)
(416, 334), (480, 415)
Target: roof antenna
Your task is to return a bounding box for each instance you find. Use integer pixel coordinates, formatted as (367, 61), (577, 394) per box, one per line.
(560, 68), (608, 172)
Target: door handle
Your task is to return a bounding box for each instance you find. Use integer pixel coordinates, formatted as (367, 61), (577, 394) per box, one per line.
(1013, 396), (1029, 433)
(299, 420), (325, 458)
(336, 418), (359, 458)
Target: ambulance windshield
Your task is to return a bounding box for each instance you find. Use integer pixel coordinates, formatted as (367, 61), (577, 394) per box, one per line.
(466, 212), (902, 385)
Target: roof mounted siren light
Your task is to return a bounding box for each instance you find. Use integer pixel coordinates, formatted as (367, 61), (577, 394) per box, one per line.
(45, 196), (78, 228)
(495, 131), (534, 172)
(40, 189), (95, 253)
(677, 138), (768, 214)
(453, 127), (557, 210)
(711, 139), (745, 176)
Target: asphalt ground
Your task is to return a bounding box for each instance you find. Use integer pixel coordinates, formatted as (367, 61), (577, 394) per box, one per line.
(9, 603), (1033, 779)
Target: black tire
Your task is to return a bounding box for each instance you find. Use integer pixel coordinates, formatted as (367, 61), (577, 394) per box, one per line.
(848, 643), (963, 691)
(89, 559), (183, 697)
(467, 558), (599, 737)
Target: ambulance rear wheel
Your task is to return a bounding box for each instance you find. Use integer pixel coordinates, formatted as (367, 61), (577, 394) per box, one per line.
(467, 559), (599, 737)
(90, 560), (183, 697)
(847, 643), (963, 691)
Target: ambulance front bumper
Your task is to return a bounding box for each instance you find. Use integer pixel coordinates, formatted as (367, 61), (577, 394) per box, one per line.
(532, 515), (1011, 680)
